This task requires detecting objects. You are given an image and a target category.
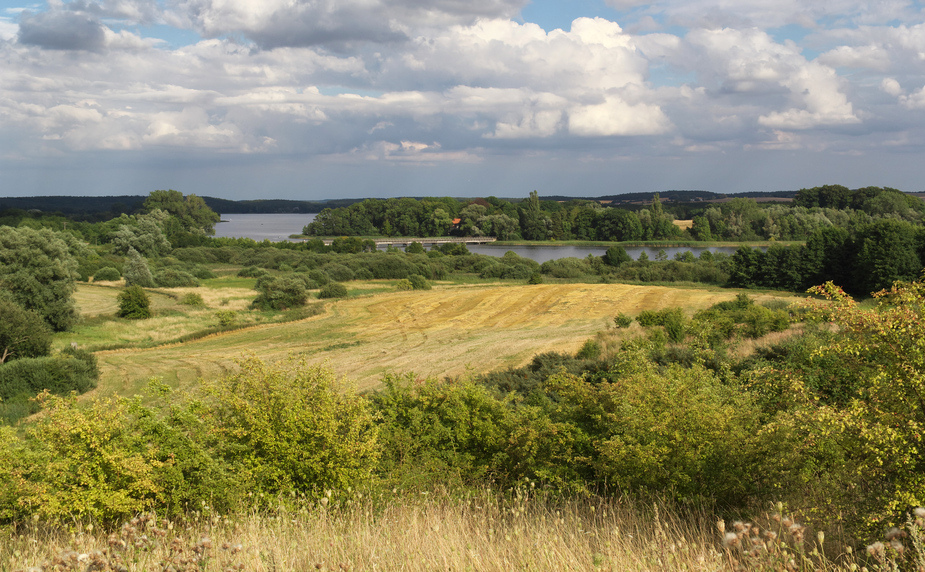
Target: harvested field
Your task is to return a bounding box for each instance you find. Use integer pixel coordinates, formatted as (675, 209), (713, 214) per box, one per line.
(92, 283), (786, 397)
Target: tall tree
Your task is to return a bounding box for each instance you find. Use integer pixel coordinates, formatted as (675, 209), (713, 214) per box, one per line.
(0, 226), (79, 331)
(143, 190), (220, 240)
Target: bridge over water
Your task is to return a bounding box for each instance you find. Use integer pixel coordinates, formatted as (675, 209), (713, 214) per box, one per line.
(319, 237), (497, 246)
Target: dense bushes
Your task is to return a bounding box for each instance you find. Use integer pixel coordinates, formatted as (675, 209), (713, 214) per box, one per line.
(0, 349), (99, 424)
(117, 285), (152, 319)
(93, 266), (121, 281)
(318, 282), (349, 299)
(252, 275), (308, 310)
(0, 299), (52, 363)
(0, 357), (378, 521)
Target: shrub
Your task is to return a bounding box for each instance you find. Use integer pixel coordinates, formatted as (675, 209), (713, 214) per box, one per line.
(215, 310), (237, 327)
(614, 313), (632, 328)
(0, 299), (52, 363)
(322, 262), (355, 282)
(528, 272), (544, 284)
(0, 351), (99, 424)
(395, 279), (413, 291)
(189, 265), (216, 280)
(603, 245), (632, 267)
(201, 356), (379, 500)
(407, 274), (431, 290)
(540, 258), (589, 279)
(405, 241), (425, 254)
(354, 267), (374, 280)
(180, 292), (206, 307)
(93, 267), (121, 281)
(237, 265), (269, 278)
(117, 285), (152, 319)
(153, 268), (199, 288)
(307, 268), (331, 285)
(371, 374), (517, 489)
(318, 282), (349, 299)
(576, 339), (602, 359)
(253, 275), (308, 310)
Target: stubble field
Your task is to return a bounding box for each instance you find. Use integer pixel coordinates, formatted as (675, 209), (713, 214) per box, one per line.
(74, 281), (787, 397)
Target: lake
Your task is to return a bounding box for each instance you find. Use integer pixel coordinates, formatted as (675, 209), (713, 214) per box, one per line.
(214, 213), (745, 262)
(215, 213), (316, 242)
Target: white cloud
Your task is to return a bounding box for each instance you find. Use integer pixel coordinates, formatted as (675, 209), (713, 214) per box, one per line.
(569, 96), (671, 136)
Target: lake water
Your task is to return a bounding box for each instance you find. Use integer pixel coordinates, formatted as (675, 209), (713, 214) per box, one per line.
(213, 213), (744, 262)
(215, 213), (316, 242)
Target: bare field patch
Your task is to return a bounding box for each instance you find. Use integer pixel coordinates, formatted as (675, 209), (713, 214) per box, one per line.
(92, 283), (784, 398)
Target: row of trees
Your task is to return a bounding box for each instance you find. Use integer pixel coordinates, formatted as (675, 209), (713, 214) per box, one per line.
(305, 192), (683, 241)
(727, 218), (925, 294)
(303, 186), (923, 243)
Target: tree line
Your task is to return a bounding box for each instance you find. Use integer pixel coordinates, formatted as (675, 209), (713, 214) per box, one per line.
(303, 185), (924, 243)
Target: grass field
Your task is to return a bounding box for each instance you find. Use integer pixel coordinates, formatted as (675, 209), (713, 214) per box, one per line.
(75, 280), (792, 398)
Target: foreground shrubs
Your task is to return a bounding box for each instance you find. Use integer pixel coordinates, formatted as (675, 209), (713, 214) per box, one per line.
(0, 357), (377, 522)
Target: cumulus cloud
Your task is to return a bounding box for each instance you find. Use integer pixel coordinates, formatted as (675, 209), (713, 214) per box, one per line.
(603, 0), (915, 29)
(170, 0), (528, 48)
(18, 10), (107, 51)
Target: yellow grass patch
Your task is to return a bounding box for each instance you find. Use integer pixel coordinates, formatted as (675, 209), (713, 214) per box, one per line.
(92, 283), (769, 397)
(673, 219), (694, 229)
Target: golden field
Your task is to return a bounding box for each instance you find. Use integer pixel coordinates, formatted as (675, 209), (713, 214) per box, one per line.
(72, 281), (790, 397)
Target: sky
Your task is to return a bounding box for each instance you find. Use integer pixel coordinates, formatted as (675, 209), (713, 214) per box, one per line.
(2, 0), (925, 201)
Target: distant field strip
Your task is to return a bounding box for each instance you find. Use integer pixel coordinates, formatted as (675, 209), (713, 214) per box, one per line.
(93, 283), (757, 396)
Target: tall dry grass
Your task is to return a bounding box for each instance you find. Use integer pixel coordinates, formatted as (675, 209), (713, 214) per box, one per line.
(5, 490), (921, 571)
(2, 492), (726, 572)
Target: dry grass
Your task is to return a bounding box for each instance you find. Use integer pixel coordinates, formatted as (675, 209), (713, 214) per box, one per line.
(87, 283), (777, 397)
(1, 493), (732, 572)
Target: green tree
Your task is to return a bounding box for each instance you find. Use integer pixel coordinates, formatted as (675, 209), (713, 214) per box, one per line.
(518, 191), (549, 241)
(0, 299), (52, 364)
(143, 190), (220, 243)
(690, 215), (713, 241)
(110, 209), (171, 257)
(603, 245), (632, 267)
(853, 219), (922, 293)
(117, 285), (152, 319)
(122, 248), (156, 288)
(0, 226), (79, 331)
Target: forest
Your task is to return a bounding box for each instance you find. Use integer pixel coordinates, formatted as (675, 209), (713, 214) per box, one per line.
(2, 186), (925, 570)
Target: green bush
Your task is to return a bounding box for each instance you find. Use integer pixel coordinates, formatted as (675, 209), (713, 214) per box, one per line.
(93, 266), (121, 281)
(354, 267), (374, 280)
(395, 279), (413, 291)
(322, 262), (355, 282)
(576, 339), (602, 359)
(215, 310), (237, 327)
(407, 274), (431, 290)
(201, 356), (379, 500)
(180, 292), (206, 307)
(189, 265), (217, 280)
(405, 241), (425, 254)
(318, 282), (349, 299)
(253, 275), (308, 310)
(0, 299), (52, 363)
(237, 265), (269, 278)
(153, 268), (200, 288)
(0, 351), (99, 424)
(371, 374), (518, 489)
(614, 313), (632, 328)
(528, 272), (544, 284)
(307, 268), (331, 285)
(117, 285), (152, 319)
